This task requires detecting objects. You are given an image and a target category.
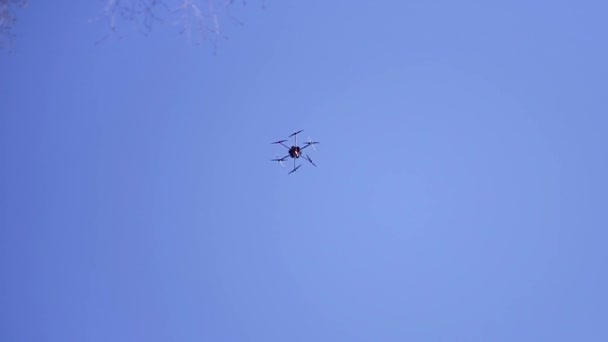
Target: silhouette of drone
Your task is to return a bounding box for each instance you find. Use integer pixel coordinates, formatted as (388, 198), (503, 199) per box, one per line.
(271, 130), (319, 174)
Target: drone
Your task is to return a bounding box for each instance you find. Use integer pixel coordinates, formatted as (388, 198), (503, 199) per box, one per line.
(271, 129), (320, 174)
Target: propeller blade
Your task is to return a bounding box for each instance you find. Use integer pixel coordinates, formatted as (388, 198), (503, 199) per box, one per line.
(272, 139), (287, 144)
(306, 136), (319, 151)
(288, 165), (301, 174)
(305, 154), (317, 167)
(272, 155), (288, 167)
(288, 130), (303, 137)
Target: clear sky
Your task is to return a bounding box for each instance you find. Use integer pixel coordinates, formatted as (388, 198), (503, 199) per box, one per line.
(1, 1), (608, 341)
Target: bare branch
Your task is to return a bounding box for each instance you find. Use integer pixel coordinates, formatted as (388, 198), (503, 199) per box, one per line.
(0, 0), (27, 52)
(1, 0), (263, 52)
(91, 0), (264, 52)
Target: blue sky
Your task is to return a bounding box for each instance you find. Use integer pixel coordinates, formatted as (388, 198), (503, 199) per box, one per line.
(1, 1), (607, 341)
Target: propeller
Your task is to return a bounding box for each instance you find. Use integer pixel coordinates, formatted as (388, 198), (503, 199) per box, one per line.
(289, 129), (303, 138)
(272, 155), (286, 167)
(305, 154), (317, 167)
(288, 164), (301, 174)
(305, 136), (319, 151)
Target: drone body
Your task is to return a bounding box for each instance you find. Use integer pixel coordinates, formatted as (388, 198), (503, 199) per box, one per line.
(288, 146), (302, 159)
(272, 130), (319, 174)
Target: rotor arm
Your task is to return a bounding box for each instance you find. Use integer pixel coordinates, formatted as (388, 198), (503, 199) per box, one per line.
(286, 157), (303, 174)
(301, 142), (318, 150)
